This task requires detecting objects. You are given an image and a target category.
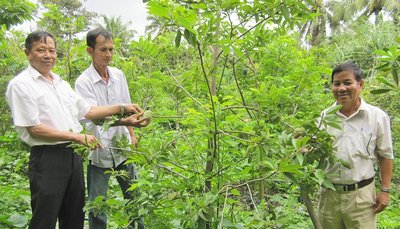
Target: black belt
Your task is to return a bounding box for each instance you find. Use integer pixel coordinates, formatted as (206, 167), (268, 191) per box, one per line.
(31, 142), (72, 150)
(333, 177), (374, 192)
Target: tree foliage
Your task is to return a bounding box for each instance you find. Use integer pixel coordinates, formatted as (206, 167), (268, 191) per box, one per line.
(0, 0), (399, 228)
(36, 0), (97, 80)
(0, 0), (36, 30)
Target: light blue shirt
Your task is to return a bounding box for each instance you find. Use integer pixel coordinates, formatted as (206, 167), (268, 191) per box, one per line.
(75, 63), (133, 168)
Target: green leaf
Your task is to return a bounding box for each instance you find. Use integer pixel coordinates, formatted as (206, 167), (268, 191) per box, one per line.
(279, 163), (302, 174)
(374, 49), (389, 57)
(143, 110), (153, 119)
(339, 159), (352, 169)
(389, 46), (400, 58)
(173, 5), (197, 33)
(321, 179), (336, 190)
(230, 188), (241, 196)
(326, 105), (342, 115)
(198, 217), (207, 228)
(198, 209), (211, 221)
(325, 120), (342, 130)
(183, 28), (197, 47)
(324, 113), (337, 120)
(261, 159), (276, 170)
(7, 213), (28, 228)
(167, 192), (178, 200)
(283, 172), (297, 182)
(296, 152), (304, 166)
(375, 76), (396, 88)
(147, 1), (171, 19)
(392, 69), (399, 86)
(375, 62), (390, 71)
(175, 30), (182, 48)
(314, 169), (325, 185)
(295, 136), (310, 148)
(222, 218), (234, 227)
(370, 88), (392, 94)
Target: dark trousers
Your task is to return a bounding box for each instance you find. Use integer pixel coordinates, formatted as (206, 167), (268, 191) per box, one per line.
(29, 143), (85, 229)
(87, 162), (144, 229)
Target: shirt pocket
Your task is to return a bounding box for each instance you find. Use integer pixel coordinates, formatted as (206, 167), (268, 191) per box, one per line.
(59, 93), (79, 119)
(355, 131), (376, 159)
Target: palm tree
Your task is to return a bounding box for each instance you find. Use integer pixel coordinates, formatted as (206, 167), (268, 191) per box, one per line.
(145, 14), (177, 37)
(102, 16), (137, 42)
(299, 0), (336, 47)
(336, 0), (400, 25)
(300, 0), (400, 47)
(95, 16), (137, 57)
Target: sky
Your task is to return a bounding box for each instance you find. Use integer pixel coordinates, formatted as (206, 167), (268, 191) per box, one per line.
(15, 0), (150, 37)
(82, 0), (149, 36)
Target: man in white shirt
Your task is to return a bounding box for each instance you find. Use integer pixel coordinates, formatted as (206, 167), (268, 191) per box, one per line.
(318, 62), (393, 229)
(75, 28), (146, 229)
(6, 31), (149, 229)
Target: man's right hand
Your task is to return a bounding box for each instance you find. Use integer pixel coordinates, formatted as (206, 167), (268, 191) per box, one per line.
(123, 104), (143, 114)
(74, 134), (101, 149)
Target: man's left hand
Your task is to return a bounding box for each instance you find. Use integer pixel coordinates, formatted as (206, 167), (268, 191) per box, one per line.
(373, 191), (390, 213)
(124, 104), (142, 114)
(120, 112), (151, 128)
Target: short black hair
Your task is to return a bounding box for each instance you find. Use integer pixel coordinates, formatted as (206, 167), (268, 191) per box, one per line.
(331, 62), (363, 83)
(86, 27), (113, 48)
(25, 31), (57, 51)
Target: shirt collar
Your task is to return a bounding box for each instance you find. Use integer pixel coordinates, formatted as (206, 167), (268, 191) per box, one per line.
(358, 98), (367, 111)
(27, 65), (61, 83)
(332, 97), (367, 119)
(89, 63), (115, 84)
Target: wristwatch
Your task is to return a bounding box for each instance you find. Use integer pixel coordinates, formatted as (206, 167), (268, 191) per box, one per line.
(381, 187), (391, 193)
(119, 104), (125, 114)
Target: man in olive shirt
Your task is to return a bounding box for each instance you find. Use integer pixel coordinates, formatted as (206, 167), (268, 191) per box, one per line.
(318, 62), (393, 229)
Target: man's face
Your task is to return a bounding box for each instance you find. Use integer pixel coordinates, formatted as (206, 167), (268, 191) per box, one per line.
(332, 70), (364, 106)
(25, 36), (57, 76)
(88, 35), (113, 67)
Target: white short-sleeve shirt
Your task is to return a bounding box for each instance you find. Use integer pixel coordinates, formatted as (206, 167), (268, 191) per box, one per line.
(321, 98), (394, 184)
(6, 65), (91, 146)
(75, 63), (132, 168)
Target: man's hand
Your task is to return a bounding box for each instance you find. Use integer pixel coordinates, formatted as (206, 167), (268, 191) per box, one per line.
(74, 134), (101, 149)
(373, 191), (390, 213)
(120, 112), (150, 128)
(131, 135), (138, 147)
(123, 104), (143, 114)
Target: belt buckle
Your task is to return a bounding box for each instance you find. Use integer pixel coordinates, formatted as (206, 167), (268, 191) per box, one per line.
(344, 183), (357, 192)
(341, 183), (357, 192)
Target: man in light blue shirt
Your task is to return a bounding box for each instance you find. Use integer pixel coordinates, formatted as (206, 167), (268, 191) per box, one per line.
(75, 27), (146, 229)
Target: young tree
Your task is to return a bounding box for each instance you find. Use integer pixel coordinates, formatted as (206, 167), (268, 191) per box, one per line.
(36, 0), (97, 80)
(142, 0), (333, 227)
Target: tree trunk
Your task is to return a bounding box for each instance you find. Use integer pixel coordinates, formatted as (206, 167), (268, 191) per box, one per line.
(300, 188), (322, 229)
(201, 9), (221, 229)
(310, 17), (321, 47)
